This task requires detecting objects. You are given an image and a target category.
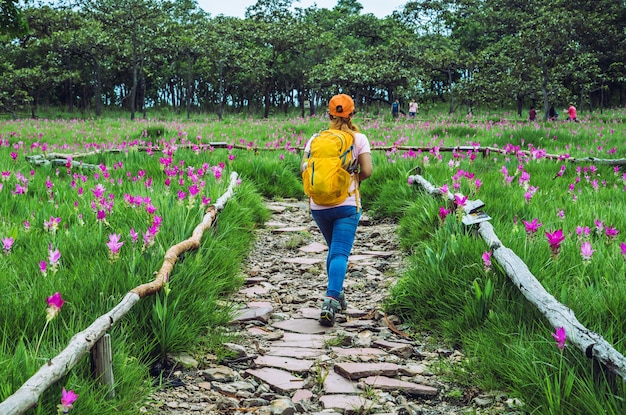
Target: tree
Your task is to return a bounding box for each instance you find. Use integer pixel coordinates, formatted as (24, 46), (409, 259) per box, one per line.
(0, 0), (28, 36)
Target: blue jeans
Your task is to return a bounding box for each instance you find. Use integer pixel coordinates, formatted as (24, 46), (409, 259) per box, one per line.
(311, 206), (361, 299)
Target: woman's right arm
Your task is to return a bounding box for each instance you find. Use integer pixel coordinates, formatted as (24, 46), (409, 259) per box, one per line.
(358, 152), (372, 181)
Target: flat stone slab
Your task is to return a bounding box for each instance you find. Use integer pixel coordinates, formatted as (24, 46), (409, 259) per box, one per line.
(247, 327), (271, 336)
(245, 367), (304, 393)
(273, 318), (332, 334)
(339, 319), (376, 329)
(344, 308), (371, 318)
(238, 284), (273, 296)
(372, 339), (414, 358)
(323, 370), (359, 394)
(271, 226), (307, 233)
(283, 257), (324, 265)
(244, 277), (268, 284)
(334, 362), (400, 380)
(294, 307), (321, 320)
(318, 394), (373, 412)
(247, 301), (273, 308)
(265, 204), (287, 213)
(361, 375), (438, 396)
(292, 389), (314, 403)
(267, 346), (324, 358)
(348, 254), (377, 262)
(362, 250), (397, 257)
(331, 347), (387, 357)
(298, 242), (328, 253)
(231, 306), (274, 323)
(271, 332), (326, 348)
(265, 220), (288, 228)
(254, 355), (314, 373)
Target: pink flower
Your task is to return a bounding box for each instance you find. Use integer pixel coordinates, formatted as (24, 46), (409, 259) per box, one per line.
(580, 241), (594, 261)
(130, 228), (138, 244)
(91, 183), (106, 199)
(46, 292), (65, 322)
(620, 242), (626, 259)
(546, 229), (565, 257)
(106, 234), (124, 254)
(482, 251), (492, 271)
(96, 210), (107, 221)
(594, 219), (604, 234)
(518, 171), (530, 186)
(576, 226), (590, 239)
(2, 236), (14, 253)
(59, 387), (78, 413)
(552, 326), (567, 350)
(454, 194), (467, 208)
(39, 261), (47, 277)
(605, 226), (619, 240)
(523, 218), (542, 236)
(438, 206), (451, 221)
(439, 183), (449, 194)
(49, 248), (61, 265)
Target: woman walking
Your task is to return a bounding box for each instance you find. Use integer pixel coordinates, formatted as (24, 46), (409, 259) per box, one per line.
(301, 94), (373, 326)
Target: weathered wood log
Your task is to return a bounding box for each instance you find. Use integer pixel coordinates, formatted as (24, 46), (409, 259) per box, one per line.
(0, 172), (241, 415)
(25, 154), (101, 170)
(408, 173), (626, 380)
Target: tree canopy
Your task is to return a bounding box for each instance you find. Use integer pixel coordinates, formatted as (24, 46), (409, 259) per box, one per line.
(1, 0), (625, 119)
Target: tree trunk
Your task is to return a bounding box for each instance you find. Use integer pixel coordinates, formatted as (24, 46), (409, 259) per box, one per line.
(448, 68), (454, 115)
(94, 62), (102, 117)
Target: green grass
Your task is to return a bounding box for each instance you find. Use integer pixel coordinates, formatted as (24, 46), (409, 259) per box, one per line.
(0, 107), (624, 413)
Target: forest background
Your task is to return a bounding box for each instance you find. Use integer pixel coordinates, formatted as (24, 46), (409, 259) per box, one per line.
(1, 0), (626, 122)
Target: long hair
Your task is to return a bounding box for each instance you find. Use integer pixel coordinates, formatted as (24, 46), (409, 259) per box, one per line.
(329, 115), (359, 137)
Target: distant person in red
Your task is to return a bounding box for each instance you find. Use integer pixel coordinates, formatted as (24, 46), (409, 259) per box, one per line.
(566, 102), (578, 122)
(529, 106), (536, 121)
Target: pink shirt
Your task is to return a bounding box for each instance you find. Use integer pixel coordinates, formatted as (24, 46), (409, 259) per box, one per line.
(304, 132), (371, 210)
(568, 105), (577, 119)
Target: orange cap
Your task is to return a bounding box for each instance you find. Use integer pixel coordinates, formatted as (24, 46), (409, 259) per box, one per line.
(328, 94), (355, 118)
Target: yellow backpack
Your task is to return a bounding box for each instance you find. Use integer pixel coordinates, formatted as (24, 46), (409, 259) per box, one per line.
(302, 129), (357, 206)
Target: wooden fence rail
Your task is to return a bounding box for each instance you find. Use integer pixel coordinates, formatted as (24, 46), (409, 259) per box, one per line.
(408, 173), (626, 381)
(0, 172), (240, 415)
(25, 144), (626, 168)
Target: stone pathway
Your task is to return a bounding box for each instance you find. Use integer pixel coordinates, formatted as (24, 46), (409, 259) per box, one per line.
(145, 200), (524, 414)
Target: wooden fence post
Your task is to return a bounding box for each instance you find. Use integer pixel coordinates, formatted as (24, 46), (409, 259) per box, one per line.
(91, 334), (115, 399)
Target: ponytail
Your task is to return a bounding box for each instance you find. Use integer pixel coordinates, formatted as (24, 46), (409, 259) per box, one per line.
(329, 115), (360, 137)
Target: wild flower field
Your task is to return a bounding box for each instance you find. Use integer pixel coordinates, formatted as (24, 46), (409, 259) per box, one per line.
(0, 109), (624, 414)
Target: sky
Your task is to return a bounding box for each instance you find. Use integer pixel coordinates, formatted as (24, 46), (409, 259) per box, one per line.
(196, 0), (408, 19)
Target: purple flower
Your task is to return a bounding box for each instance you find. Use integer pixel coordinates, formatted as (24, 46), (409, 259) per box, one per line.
(482, 251), (492, 271)
(454, 194), (468, 208)
(546, 229), (565, 257)
(621, 242), (626, 259)
(605, 226), (619, 240)
(576, 226), (590, 239)
(106, 234), (124, 254)
(59, 387), (78, 413)
(552, 326), (567, 350)
(523, 218), (542, 236)
(2, 236), (14, 253)
(438, 206), (451, 221)
(46, 292), (65, 321)
(580, 241), (594, 261)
